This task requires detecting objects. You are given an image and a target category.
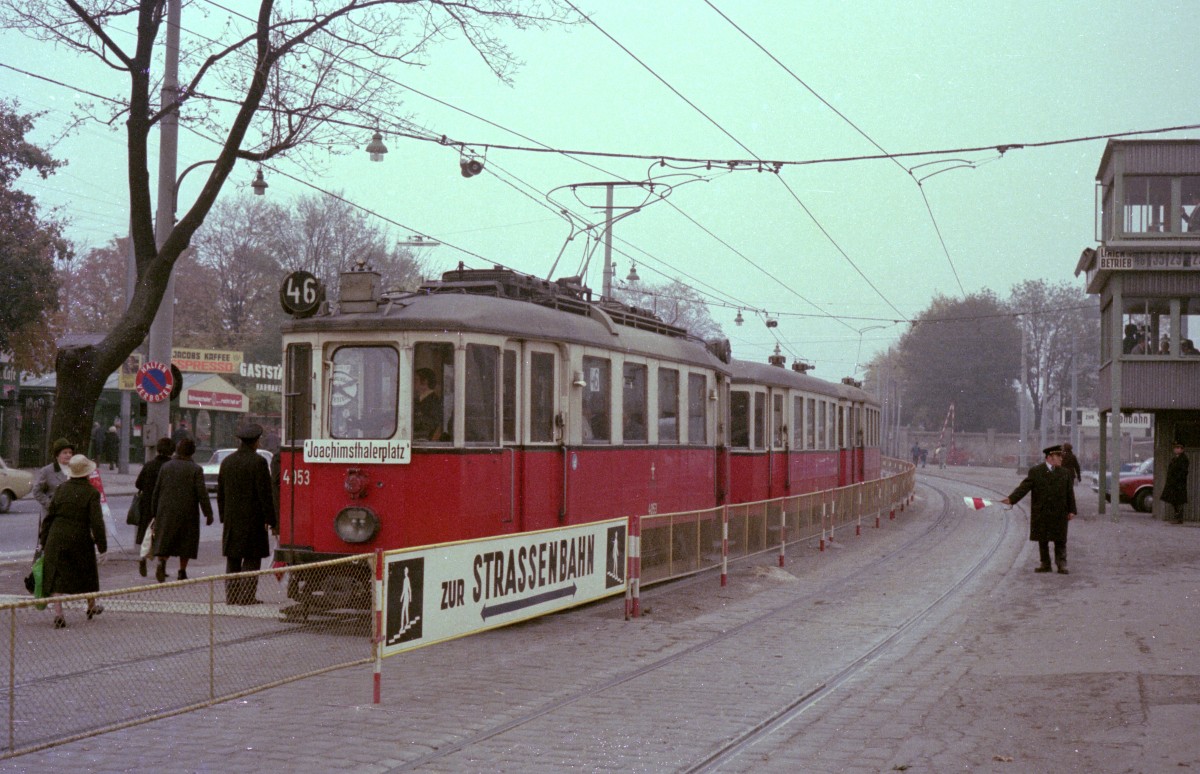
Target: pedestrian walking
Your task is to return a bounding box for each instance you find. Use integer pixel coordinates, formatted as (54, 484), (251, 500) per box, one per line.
(39, 454), (106, 628)
(171, 417), (192, 447)
(1001, 444), (1077, 574)
(911, 443), (920, 466)
(920, 448), (927, 468)
(1060, 442), (1082, 483)
(217, 423), (277, 605)
(32, 438), (75, 530)
(104, 424), (119, 470)
(133, 437), (175, 577)
(1161, 441), (1190, 524)
(90, 422), (104, 460)
(150, 438), (212, 583)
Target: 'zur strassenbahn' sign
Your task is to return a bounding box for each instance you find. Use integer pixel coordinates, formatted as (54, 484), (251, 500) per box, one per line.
(382, 519), (627, 657)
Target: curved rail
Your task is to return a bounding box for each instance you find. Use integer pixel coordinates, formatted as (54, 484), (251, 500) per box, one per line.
(385, 476), (1009, 772)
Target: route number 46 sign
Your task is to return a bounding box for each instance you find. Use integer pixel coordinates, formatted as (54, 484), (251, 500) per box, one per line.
(280, 271), (323, 317)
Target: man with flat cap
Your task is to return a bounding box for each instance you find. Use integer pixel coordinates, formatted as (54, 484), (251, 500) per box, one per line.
(217, 423), (277, 604)
(1002, 444), (1077, 574)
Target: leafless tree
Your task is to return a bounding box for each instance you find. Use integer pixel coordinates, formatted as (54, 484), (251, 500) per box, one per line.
(1008, 279), (1100, 430)
(615, 278), (725, 341)
(0, 0), (575, 446)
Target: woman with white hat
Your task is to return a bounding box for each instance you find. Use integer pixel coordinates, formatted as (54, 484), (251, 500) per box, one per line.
(38, 454), (107, 628)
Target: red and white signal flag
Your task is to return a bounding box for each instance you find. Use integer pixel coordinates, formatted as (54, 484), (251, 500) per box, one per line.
(963, 496), (995, 510)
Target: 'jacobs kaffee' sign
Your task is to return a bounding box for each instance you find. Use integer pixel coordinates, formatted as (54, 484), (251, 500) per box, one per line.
(171, 348), (243, 374)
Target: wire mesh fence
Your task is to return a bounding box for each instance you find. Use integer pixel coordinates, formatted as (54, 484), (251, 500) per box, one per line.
(0, 555), (373, 758)
(640, 459), (916, 586)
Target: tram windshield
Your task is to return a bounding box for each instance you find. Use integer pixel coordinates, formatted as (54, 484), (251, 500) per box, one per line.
(329, 346), (398, 439)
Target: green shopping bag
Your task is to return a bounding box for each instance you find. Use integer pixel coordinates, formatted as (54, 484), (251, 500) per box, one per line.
(30, 554), (47, 611)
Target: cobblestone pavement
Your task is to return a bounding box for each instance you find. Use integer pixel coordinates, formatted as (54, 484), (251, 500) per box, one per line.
(9, 467), (1199, 773)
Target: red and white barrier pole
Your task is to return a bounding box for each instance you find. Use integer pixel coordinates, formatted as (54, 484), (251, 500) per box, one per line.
(720, 508), (729, 586)
(625, 515), (641, 619)
(373, 548), (383, 704)
(779, 508), (786, 567)
(820, 502), (826, 552)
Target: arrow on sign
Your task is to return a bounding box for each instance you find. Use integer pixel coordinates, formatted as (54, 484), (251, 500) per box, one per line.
(480, 583), (577, 620)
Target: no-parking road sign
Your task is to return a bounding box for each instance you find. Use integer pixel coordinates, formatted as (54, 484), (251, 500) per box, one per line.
(135, 361), (174, 403)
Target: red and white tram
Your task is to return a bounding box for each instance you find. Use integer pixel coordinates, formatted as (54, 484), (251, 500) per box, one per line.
(275, 265), (880, 608)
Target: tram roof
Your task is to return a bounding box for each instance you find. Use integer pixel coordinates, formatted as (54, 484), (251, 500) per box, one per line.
(282, 290), (732, 373)
(730, 358), (875, 404)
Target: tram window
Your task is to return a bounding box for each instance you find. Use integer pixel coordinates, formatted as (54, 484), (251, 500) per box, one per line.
(753, 392), (766, 451)
(329, 346), (398, 440)
(285, 344), (312, 442)
(688, 374), (707, 445)
(817, 401), (827, 450)
(837, 406), (845, 448)
(793, 396), (803, 450)
(465, 344), (499, 445)
(623, 363), (648, 444)
(730, 390), (750, 448)
(806, 398), (815, 450)
(413, 342), (453, 444)
(503, 350), (517, 443)
(582, 356), (611, 443)
(658, 368), (679, 444)
(530, 352), (555, 443)
(772, 394), (785, 448)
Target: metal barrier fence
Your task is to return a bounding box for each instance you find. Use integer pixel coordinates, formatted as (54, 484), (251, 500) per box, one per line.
(639, 459), (916, 587)
(0, 556), (373, 759)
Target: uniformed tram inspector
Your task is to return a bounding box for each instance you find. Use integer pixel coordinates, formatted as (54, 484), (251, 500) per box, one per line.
(1001, 444), (1077, 575)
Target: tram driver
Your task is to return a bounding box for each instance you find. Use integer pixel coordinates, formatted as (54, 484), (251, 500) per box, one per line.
(413, 367), (444, 441)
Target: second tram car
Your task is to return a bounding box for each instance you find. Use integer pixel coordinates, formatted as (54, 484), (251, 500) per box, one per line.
(275, 265), (880, 610)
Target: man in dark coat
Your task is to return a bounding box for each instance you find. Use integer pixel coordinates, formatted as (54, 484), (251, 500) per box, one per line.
(1060, 442), (1082, 483)
(151, 438), (213, 582)
(1002, 444), (1077, 574)
(133, 437), (175, 576)
(1161, 441), (1190, 524)
(217, 423), (277, 605)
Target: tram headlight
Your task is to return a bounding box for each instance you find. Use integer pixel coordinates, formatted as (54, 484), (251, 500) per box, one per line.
(334, 506), (379, 543)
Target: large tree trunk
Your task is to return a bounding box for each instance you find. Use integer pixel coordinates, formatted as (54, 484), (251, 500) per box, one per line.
(49, 345), (107, 453)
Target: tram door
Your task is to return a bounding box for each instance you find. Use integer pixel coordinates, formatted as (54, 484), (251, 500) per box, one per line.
(515, 344), (562, 532)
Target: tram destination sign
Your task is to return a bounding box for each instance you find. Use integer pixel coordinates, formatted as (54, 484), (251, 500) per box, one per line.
(381, 518), (628, 657)
(303, 439), (411, 464)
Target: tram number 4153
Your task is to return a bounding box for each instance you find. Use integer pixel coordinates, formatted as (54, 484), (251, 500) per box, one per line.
(282, 468), (311, 486)
(280, 270), (323, 317)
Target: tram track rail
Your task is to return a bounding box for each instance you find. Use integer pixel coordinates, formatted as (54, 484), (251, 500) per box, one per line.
(386, 476), (1014, 772)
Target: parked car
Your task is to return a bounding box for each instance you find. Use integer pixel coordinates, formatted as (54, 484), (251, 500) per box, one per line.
(0, 456), (32, 512)
(1092, 457), (1155, 512)
(201, 448), (273, 492)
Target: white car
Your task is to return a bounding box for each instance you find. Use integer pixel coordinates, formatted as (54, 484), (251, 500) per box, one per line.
(202, 448), (273, 492)
(0, 456), (32, 512)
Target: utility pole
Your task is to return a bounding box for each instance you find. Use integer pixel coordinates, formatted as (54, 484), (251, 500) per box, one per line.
(146, 0), (180, 457)
(601, 183), (614, 299)
(1018, 325), (1029, 470)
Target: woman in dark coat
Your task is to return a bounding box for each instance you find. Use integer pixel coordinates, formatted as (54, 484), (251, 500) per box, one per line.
(133, 437), (175, 577)
(39, 454), (106, 628)
(1162, 441), (1190, 523)
(150, 438), (212, 583)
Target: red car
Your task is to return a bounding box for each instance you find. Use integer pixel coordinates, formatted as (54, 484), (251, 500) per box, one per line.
(1094, 458), (1154, 512)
